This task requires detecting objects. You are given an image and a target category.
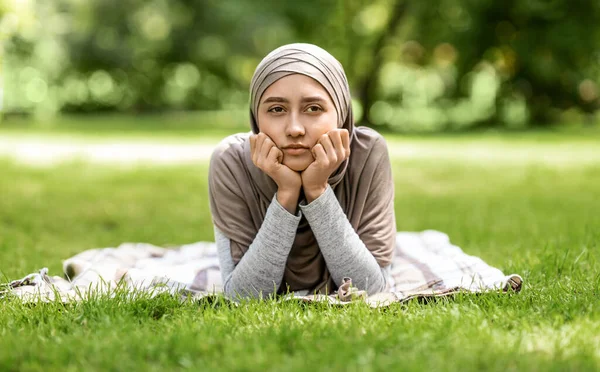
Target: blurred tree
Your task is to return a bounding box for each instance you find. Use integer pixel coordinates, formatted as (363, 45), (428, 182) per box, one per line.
(2, 0), (600, 130)
(406, 0), (600, 126)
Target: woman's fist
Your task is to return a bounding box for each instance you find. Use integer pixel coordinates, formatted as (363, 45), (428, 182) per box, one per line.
(301, 129), (350, 202)
(249, 133), (302, 212)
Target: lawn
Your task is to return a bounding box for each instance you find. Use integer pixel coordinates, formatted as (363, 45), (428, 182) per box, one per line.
(0, 117), (599, 371)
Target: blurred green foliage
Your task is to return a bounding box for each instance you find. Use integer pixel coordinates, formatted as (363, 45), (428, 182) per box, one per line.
(1, 0), (599, 131)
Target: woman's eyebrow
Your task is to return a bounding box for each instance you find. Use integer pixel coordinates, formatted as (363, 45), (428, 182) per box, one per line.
(301, 96), (327, 103)
(262, 96), (328, 104)
(262, 96), (288, 104)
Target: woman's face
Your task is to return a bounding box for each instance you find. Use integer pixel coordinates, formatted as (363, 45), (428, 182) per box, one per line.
(257, 74), (338, 172)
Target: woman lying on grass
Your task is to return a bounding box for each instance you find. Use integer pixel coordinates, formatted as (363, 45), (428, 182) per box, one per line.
(209, 43), (396, 298)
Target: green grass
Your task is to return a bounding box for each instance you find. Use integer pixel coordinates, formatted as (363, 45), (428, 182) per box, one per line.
(1, 123), (599, 371)
(0, 112), (250, 141)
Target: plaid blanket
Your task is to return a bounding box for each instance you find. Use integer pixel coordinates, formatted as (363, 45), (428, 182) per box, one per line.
(2, 230), (522, 307)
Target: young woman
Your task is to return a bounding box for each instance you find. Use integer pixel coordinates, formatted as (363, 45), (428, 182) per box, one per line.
(209, 43), (396, 298)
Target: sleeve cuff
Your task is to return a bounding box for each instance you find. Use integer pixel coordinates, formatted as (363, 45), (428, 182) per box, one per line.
(258, 193), (302, 248)
(298, 185), (337, 218)
(271, 192), (302, 220)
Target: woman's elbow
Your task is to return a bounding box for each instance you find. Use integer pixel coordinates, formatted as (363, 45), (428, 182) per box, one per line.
(365, 271), (389, 295)
(223, 280), (272, 301)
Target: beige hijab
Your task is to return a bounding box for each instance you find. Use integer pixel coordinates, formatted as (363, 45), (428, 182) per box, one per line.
(209, 43), (396, 293)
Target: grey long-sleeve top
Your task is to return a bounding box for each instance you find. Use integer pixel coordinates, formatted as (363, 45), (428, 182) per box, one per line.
(215, 185), (391, 299)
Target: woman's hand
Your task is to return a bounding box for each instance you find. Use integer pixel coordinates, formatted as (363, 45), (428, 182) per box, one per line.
(301, 129), (350, 202)
(250, 133), (302, 213)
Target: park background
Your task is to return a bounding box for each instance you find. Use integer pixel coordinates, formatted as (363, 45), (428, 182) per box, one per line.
(1, 0), (599, 371)
(2, 0), (600, 130)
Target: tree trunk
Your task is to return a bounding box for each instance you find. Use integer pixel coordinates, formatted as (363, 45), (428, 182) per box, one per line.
(357, 0), (408, 127)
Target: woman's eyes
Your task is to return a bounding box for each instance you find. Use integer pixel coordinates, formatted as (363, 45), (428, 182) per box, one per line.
(267, 105), (323, 113)
(305, 105), (323, 113)
(268, 106), (285, 113)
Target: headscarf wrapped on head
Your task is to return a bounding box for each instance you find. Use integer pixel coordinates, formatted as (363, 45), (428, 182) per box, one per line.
(249, 43), (353, 138)
(209, 43), (396, 294)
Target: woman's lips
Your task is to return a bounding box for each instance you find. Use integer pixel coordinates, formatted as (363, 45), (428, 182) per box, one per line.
(283, 147), (309, 155)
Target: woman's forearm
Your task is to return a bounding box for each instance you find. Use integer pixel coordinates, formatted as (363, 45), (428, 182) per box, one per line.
(300, 186), (388, 294)
(215, 194), (301, 299)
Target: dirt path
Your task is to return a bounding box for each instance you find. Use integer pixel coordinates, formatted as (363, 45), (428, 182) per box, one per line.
(1, 135), (598, 166)
(0, 138), (217, 165)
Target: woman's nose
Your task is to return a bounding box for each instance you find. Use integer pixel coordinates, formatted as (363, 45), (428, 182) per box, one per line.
(285, 114), (305, 137)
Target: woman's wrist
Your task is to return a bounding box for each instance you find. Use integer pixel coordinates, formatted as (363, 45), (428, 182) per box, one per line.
(276, 187), (301, 214)
(304, 184), (327, 203)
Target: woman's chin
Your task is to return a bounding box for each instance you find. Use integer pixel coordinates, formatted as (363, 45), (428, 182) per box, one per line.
(282, 154), (313, 172)
(284, 160), (310, 172)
